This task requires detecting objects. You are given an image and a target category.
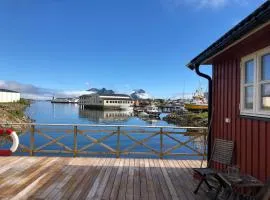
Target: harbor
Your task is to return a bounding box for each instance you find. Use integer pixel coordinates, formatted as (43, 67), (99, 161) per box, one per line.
(1, 1), (269, 199)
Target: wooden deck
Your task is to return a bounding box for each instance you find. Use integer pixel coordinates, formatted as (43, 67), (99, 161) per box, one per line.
(0, 157), (208, 200)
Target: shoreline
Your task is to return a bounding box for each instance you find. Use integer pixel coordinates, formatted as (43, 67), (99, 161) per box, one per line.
(163, 111), (208, 127)
(0, 99), (32, 130)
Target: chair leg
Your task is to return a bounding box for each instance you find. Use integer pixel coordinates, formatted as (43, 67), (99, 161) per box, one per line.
(214, 184), (222, 200)
(194, 177), (205, 194)
(205, 179), (214, 190)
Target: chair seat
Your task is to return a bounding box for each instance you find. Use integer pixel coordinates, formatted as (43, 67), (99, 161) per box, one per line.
(193, 167), (217, 176)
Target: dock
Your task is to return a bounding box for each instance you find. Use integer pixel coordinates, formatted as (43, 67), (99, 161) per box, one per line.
(0, 157), (207, 200)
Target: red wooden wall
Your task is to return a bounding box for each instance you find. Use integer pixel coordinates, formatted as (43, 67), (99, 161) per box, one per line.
(211, 24), (270, 182)
(212, 59), (270, 182)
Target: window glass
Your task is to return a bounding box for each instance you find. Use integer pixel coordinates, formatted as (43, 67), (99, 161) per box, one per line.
(261, 83), (270, 110)
(245, 60), (254, 84)
(244, 86), (253, 109)
(261, 54), (270, 81)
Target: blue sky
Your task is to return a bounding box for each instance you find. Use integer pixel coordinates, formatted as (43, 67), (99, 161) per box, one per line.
(0, 0), (266, 98)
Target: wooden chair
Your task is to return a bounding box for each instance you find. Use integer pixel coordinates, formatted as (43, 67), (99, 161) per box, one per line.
(193, 138), (235, 194)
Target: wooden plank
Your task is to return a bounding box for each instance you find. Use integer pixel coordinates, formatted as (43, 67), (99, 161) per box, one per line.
(133, 159), (141, 200)
(171, 160), (198, 200)
(86, 158), (114, 200)
(246, 120), (252, 174)
(259, 121), (266, 182)
(0, 157), (212, 199)
(181, 160), (209, 199)
(163, 159), (190, 200)
(61, 159), (106, 200)
(86, 158), (110, 199)
(102, 158), (121, 200)
(157, 159), (179, 200)
(148, 159), (165, 200)
(30, 158), (72, 199)
(11, 158), (69, 200)
(125, 159), (134, 200)
(44, 158), (93, 199)
(152, 159), (172, 200)
(117, 158), (129, 200)
(70, 158), (104, 200)
(252, 120), (259, 179)
(1, 157), (58, 196)
(144, 159), (156, 200)
(139, 159), (148, 200)
(109, 158), (125, 200)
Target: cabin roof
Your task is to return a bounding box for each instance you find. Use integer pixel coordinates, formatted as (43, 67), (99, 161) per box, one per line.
(0, 89), (19, 93)
(187, 0), (270, 70)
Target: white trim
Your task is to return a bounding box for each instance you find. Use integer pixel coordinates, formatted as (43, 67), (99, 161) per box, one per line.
(240, 46), (270, 117)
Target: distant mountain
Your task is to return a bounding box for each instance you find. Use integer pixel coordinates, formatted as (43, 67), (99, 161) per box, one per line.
(130, 89), (152, 100)
(87, 88), (115, 95)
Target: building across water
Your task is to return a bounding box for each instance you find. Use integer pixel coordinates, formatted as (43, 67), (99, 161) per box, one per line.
(79, 93), (134, 110)
(0, 89), (20, 103)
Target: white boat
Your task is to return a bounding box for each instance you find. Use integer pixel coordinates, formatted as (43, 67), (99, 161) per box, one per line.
(138, 111), (150, 118)
(51, 97), (79, 104)
(145, 105), (161, 117)
(51, 98), (71, 103)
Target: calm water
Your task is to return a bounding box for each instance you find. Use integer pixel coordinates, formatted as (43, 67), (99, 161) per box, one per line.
(25, 101), (171, 126)
(1, 101), (205, 159)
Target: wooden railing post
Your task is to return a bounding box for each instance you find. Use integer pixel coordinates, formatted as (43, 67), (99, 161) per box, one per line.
(160, 128), (163, 159)
(73, 125), (78, 157)
(116, 126), (120, 158)
(30, 125), (35, 156)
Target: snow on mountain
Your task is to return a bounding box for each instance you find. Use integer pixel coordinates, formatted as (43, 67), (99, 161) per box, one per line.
(130, 89), (152, 100)
(87, 88), (115, 95)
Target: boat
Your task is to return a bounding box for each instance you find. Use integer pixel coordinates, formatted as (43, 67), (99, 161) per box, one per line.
(51, 98), (71, 103)
(51, 97), (79, 104)
(145, 105), (161, 118)
(138, 111), (150, 118)
(184, 88), (208, 112)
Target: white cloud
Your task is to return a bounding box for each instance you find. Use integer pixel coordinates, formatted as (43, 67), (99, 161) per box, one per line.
(0, 80), (93, 100)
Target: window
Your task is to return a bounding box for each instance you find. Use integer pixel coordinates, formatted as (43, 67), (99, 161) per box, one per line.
(240, 46), (270, 117)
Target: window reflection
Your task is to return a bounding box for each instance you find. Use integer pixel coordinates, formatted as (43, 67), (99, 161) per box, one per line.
(261, 54), (270, 81)
(245, 59), (254, 84)
(245, 86), (253, 109)
(261, 83), (270, 110)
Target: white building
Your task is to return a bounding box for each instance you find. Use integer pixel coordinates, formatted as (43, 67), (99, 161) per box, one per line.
(79, 94), (133, 110)
(0, 89), (20, 103)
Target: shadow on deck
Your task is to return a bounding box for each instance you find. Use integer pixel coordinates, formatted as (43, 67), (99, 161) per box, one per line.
(0, 157), (208, 200)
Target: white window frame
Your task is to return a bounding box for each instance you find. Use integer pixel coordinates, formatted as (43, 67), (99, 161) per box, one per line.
(240, 46), (270, 117)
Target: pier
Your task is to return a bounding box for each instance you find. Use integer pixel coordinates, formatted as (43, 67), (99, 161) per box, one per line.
(0, 123), (208, 199)
(0, 156), (207, 200)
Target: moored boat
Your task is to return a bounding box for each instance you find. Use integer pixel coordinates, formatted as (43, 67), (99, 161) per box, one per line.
(145, 105), (161, 117)
(184, 88), (208, 112)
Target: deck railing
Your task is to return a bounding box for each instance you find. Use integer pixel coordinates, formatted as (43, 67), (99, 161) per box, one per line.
(0, 123), (208, 159)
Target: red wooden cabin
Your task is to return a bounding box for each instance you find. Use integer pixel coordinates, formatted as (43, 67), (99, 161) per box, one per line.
(187, 1), (270, 182)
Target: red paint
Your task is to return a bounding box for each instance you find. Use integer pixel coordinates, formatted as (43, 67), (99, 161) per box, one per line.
(211, 24), (270, 182)
(0, 129), (12, 135)
(0, 129), (14, 156)
(0, 150), (12, 156)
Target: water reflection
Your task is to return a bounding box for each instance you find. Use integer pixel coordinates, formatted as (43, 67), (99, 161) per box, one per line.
(79, 108), (134, 123)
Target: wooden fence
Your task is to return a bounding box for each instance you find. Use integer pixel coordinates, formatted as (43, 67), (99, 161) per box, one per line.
(0, 123), (208, 159)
